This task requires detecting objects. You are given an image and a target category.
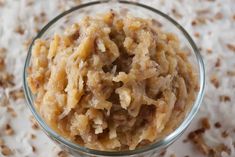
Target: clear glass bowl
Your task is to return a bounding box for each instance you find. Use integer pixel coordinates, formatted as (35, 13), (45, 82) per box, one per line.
(23, 1), (205, 156)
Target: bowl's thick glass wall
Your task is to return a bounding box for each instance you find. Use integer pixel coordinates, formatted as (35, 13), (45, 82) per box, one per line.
(23, 1), (205, 156)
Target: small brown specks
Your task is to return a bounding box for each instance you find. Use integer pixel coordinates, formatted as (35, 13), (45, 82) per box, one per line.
(194, 32), (200, 38)
(30, 134), (36, 140)
(227, 44), (235, 52)
(9, 88), (24, 101)
(0, 57), (5, 70)
(221, 131), (229, 138)
(217, 144), (231, 155)
(201, 117), (210, 130)
(74, 0), (81, 5)
(0, 47), (6, 53)
(14, 26), (25, 35)
(0, 138), (4, 146)
(0, 48), (6, 70)
(23, 39), (33, 50)
(57, 150), (68, 157)
(191, 20), (197, 26)
(210, 75), (220, 88)
(214, 12), (223, 20)
(215, 58), (221, 67)
(196, 9), (210, 15)
(227, 70), (235, 76)
(219, 95), (231, 102)
(0, 72), (15, 88)
(188, 128), (210, 155)
(152, 19), (162, 27)
(1, 145), (13, 156)
(233, 14), (235, 20)
(32, 145), (36, 153)
(5, 124), (14, 135)
(183, 139), (188, 143)
(0, 0), (5, 6)
(26, 0), (34, 6)
(0, 92), (9, 106)
(29, 116), (39, 130)
(170, 154), (176, 157)
(206, 48), (212, 54)
(214, 122), (221, 128)
(7, 107), (17, 117)
(191, 17), (207, 26)
(159, 150), (166, 156)
(171, 8), (182, 18)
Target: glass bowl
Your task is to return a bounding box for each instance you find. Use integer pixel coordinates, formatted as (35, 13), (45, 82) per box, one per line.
(23, 0), (205, 156)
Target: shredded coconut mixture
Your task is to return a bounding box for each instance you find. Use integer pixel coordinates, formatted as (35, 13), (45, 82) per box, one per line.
(27, 12), (198, 151)
(0, 0), (235, 156)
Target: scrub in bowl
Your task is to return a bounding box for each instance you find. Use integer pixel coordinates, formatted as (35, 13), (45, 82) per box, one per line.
(23, 1), (205, 156)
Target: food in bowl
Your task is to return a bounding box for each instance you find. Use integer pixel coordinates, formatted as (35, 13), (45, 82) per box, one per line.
(27, 11), (198, 151)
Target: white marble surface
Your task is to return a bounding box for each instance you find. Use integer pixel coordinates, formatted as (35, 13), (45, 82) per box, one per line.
(0, 0), (235, 156)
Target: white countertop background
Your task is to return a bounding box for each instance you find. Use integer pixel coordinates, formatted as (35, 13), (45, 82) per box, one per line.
(0, 0), (235, 156)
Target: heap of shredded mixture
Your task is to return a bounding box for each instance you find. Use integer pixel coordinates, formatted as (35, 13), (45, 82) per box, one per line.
(27, 12), (198, 151)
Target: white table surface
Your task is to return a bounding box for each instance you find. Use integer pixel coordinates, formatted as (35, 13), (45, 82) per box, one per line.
(0, 0), (235, 156)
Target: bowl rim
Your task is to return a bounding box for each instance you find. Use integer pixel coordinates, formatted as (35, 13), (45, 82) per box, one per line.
(23, 0), (205, 156)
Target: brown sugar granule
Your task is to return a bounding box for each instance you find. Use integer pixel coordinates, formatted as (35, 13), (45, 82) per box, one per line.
(227, 44), (235, 52)
(0, 93), (9, 106)
(210, 75), (220, 88)
(23, 39), (33, 50)
(188, 129), (210, 155)
(216, 144), (231, 155)
(215, 58), (221, 67)
(171, 8), (182, 18)
(206, 48), (212, 54)
(7, 107), (17, 117)
(0, 139), (4, 146)
(214, 12), (223, 20)
(0, 0), (5, 6)
(15, 26), (25, 35)
(191, 20), (197, 26)
(57, 150), (68, 157)
(152, 19), (162, 27)
(170, 154), (176, 157)
(5, 124), (14, 135)
(32, 145), (36, 153)
(0, 57), (5, 70)
(183, 139), (188, 143)
(30, 134), (36, 139)
(221, 131), (229, 138)
(194, 32), (200, 38)
(219, 95), (231, 102)
(200, 117), (210, 130)
(214, 122), (221, 128)
(194, 17), (207, 25)
(1, 145), (13, 156)
(26, 0), (34, 6)
(9, 88), (24, 101)
(74, 0), (81, 5)
(0, 47), (7, 53)
(196, 9), (210, 15)
(0, 72), (15, 88)
(227, 70), (235, 76)
(29, 116), (39, 130)
(159, 150), (166, 156)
